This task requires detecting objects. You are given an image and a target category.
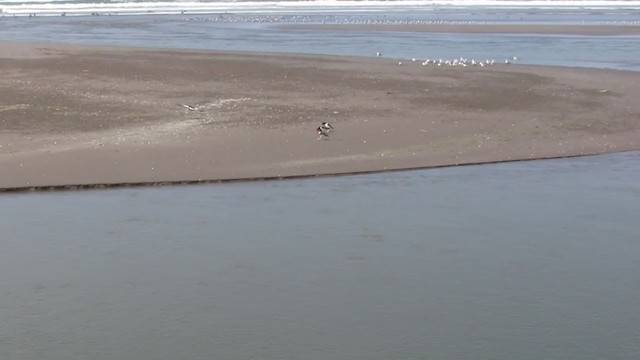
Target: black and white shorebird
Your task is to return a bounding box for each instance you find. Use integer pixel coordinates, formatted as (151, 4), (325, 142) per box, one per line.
(321, 122), (334, 131)
(317, 126), (330, 140)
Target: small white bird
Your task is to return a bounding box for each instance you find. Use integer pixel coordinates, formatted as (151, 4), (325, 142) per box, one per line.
(376, 52), (382, 57)
(179, 104), (200, 111)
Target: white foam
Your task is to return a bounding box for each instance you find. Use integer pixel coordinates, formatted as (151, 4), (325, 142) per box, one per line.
(2, 0), (640, 17)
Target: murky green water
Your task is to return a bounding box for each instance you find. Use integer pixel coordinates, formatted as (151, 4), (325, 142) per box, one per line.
(1, 152), (639, 360)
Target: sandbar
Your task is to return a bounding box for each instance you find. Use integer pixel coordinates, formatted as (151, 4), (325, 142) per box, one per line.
(1, 40), (639, 191)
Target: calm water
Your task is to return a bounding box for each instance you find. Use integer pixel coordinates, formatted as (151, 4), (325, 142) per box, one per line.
(2, 12), (640, 70)
(1, 152), (639, 360)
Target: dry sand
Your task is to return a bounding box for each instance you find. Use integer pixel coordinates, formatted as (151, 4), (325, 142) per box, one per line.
(1, 40), (639, 191)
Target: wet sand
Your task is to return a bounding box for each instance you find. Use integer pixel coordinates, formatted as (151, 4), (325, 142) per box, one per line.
(1, 40), (640, 191)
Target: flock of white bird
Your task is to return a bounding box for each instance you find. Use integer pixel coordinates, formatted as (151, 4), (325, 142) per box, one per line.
(182, 15), (500, 24)
(380, 52), (519, 67)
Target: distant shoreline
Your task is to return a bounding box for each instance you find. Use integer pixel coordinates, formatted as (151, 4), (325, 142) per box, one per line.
(1, 41), (640, 191)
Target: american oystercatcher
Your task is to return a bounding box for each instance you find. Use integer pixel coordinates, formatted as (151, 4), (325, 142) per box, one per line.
(317, 126), (330, 140)
(321, 122), (334, 131)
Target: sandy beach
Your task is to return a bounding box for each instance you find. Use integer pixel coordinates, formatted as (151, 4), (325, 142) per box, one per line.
(1, 39), (640, 191)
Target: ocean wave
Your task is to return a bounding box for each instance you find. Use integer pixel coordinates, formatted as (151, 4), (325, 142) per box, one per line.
(2, 0), (640, 17)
